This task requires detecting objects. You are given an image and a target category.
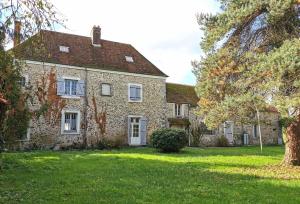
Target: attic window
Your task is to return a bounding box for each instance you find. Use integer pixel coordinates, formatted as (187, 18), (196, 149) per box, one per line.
(59, 46), (69, 53)
(125, 56), (134, 63)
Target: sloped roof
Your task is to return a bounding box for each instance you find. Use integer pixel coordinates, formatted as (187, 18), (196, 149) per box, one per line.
(166, 83), (199, 106)
(13, 30), (167, 77)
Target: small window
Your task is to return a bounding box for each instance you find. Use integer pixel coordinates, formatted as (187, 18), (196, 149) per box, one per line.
(128, 84), (142, 102)
(64, 79), (78, 96)
(101, 83), (112, 96)
(59, 46), (69, 53)
(175, 104), (182, 117)
(62, 111), (80, 133)
(253, 124), (258, 138)
(125, 56), (134, 63)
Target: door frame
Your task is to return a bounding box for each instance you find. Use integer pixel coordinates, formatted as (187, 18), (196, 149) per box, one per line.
(224, 121), (234, 144)
(128, 115), (143, 146)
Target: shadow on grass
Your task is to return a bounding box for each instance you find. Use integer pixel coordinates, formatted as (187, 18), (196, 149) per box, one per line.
(98, 145), (285, 158)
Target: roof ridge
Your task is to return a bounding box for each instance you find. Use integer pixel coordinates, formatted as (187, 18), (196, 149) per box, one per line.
(41, 29), (133, 46)
(166, 82), (195, 87)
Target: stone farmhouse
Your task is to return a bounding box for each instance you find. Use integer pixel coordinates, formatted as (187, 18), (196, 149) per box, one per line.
(13, 25), (282, 149)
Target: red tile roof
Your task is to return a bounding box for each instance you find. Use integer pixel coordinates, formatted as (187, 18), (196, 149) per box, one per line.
(166, 83), (199, 106)
(13, 30), (167, 77)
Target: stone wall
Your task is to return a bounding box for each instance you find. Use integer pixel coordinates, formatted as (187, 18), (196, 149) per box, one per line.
(214, 111), (280, 146)
(167, 102), (280, 146)
(166, 103), (174, 119)
(21, 62), (167, 149)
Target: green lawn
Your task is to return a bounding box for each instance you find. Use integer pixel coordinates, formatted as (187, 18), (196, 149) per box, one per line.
(1, 146), (300, 204)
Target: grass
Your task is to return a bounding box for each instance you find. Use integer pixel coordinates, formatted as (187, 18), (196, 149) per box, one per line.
(1, 146), (300, 204)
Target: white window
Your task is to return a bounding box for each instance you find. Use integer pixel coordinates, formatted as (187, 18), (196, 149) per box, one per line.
(57, 77), (84, 98)
(64, 79), (78, 96)
(59, 46), (69, 53)
(125, 56), (134, 63)
(128, 83), (142, 102)
(61, 110), (80, 134)
(175, 104), (182, 117)
(101, 83), (112, 96)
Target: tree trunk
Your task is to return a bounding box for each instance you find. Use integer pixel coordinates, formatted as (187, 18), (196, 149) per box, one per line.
(282, 114), (300, 166)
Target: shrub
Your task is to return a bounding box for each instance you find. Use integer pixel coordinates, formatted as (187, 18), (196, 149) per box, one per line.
(97, 134), (125, 150)
(151, 128), (188, 152)
(216, 135), (229, 147)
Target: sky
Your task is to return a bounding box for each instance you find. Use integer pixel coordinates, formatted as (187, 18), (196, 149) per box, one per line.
(51, 0), (220, 85)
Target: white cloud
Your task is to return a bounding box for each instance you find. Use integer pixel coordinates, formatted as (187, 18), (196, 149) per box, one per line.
(51, 0), (219, 85)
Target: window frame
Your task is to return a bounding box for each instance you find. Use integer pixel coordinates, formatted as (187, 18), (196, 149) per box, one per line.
(61, 110), (81, 134)
(253, 124), (258, 138)
(128, 83), (143, 102)
(64, 79), (78, 96)
(131, 117), (140, 138)
(100, 83), (112, 96)
(174, 104), (183, 117)
(61, 76), (81, 99)
(18, 74), (29, 88)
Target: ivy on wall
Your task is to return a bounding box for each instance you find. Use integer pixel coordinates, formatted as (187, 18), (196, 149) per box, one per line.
(33, 68), (66, 127)
(91, 90), (107, 143)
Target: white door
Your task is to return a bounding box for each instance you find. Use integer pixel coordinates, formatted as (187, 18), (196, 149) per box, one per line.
(130, 117), (141, 145)
(224, 121), (234, 144)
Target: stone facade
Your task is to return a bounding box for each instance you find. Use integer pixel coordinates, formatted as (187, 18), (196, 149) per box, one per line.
(216, 111), (281, 146)
(20, 62), (167, 149)
(166, 95), (281, 147)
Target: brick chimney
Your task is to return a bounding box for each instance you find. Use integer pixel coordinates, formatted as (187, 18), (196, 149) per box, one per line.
(14, 21), (21, 47)
(92, 26), (101, 47)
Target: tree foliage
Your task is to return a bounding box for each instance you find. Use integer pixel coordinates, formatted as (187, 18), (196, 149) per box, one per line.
(194, 0), (299, 165)
(194, 0), (299, 128)
(0, 0), (63, 150)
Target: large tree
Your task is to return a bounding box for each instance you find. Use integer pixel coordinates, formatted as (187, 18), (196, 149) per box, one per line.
(194, 0), (300, 165)
(0, 0), (63, 150)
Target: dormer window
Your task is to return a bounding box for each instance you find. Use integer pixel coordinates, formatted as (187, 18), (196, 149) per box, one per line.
(125, 56), (134, 63)
(59, 46), (69, 53)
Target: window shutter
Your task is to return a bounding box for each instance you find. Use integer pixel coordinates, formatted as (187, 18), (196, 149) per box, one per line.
(136, 87), (141, 100)
(140, 117), (148, 145)
(182, 104), (186, 117)
(173, 104), (176, 117)
(57, 78), (65, 95)
(77, 80), (85, 96)
(130, 86), (136, 100)
(127, 117), (131, 145)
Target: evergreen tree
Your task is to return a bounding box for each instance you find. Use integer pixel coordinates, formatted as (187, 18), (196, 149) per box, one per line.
(194, 0), (300, 165)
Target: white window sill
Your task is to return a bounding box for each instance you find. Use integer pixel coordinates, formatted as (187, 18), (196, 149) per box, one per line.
(128, 100), (142, 103)
(61, 131), (80, 135)
(61, 95), (81, 99)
